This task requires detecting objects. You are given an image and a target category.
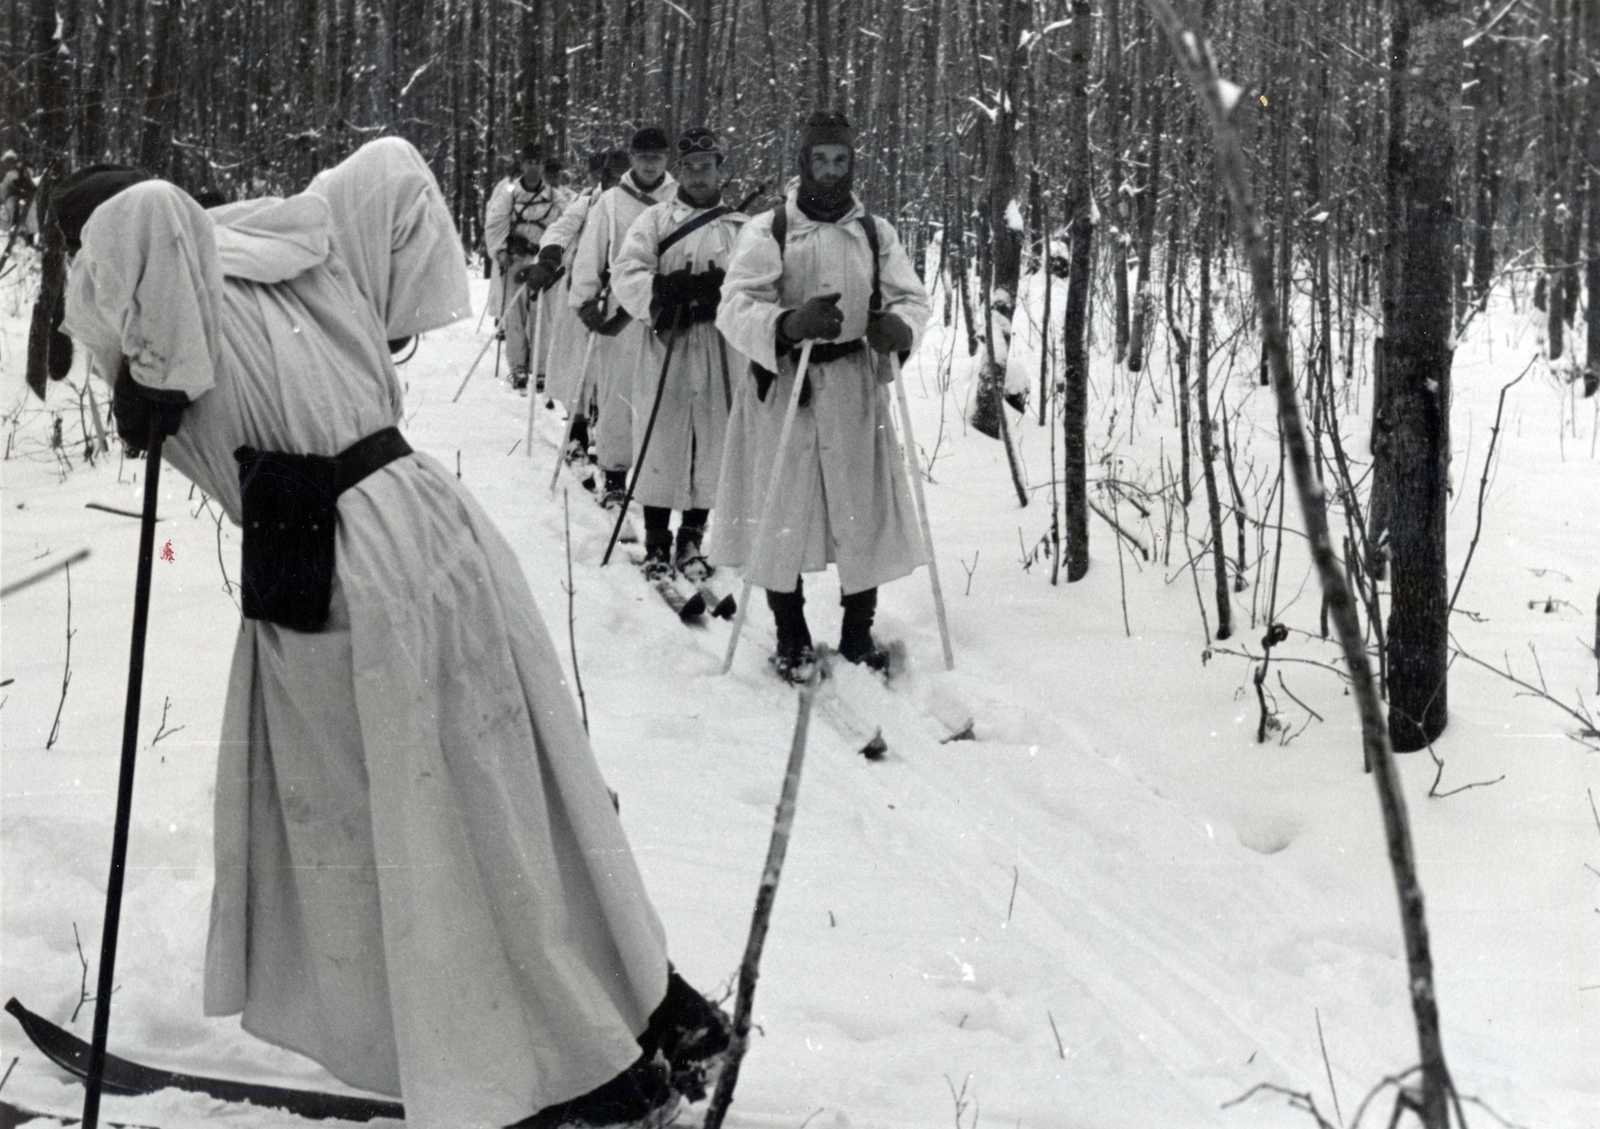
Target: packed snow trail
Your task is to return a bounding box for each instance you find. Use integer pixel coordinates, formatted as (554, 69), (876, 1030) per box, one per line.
(3, 273), (1596, 1127)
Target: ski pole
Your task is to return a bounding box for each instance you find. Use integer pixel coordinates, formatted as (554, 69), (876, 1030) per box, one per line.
(550, 331), (600, 494)
(702, 673), (817, 1129)
(82, 416), (167, 1129)
(0, 547), (90, 599)
(600, 311), (683, 566)
(889, 351), (954, 670)
(523, 286), (544, 456)
(452, 282), (527, 403)
(722, 340), (814, 674)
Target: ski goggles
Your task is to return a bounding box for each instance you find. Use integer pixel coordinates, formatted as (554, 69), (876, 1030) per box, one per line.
(677, 133), (722, 156)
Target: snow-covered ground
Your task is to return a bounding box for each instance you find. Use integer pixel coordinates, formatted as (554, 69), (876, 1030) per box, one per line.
(2, 250), (1596, 1129)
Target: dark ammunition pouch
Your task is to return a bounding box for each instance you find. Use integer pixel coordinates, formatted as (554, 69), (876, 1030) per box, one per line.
(235, 427), (412, 632)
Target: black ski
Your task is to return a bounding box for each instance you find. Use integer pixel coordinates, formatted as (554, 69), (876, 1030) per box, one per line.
(4, 998), (404, 1123)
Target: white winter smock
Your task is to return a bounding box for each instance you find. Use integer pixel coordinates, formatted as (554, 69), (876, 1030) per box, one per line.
(610, 196), (746, 511)
(62, 138), (670, 1129)
(709, 192), (931, 594)
(539, 186), (599, 409)
(567, 171), (677, 471)
(485, 175), (573, 376)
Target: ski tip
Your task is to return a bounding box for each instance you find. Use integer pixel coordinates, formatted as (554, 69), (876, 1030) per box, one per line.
(680, 591), (707, 620)
(939, 717), (977, 743)
(710, 593), (736, 619)
(859, 728), (888, 761)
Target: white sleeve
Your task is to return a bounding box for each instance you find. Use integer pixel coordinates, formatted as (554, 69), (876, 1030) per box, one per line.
(611, 207), (664, 323)
(714, 211), (788, 374)
(483, 181), (511, 257)
(568, 192), (613, 309)
(874, 217), (932, 353)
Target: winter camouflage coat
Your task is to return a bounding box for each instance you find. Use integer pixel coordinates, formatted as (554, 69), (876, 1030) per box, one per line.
(709, 190), (931, 594)
(611, 195), (747, 511)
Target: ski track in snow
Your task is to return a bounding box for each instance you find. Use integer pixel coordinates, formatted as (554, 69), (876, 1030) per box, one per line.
(2, 259), (1597, 1128)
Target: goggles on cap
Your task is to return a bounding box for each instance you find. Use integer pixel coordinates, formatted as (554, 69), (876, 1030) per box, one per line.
(677, 133), (721, 155)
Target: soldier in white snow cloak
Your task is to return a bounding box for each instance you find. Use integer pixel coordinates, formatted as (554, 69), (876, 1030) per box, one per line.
(55, 138), (726, 1129)
(567, 128), (678, 509)
(527, 149), (631, 470)
(484, 140), (573, 391)
(710, 113), (931, 682)
(610, 127), (746, 579)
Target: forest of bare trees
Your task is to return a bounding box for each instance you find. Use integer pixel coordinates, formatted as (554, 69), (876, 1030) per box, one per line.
(3, 4), (1598, 1126)
(6, 0), (1597, 751)
(6, 5), (1595, 728)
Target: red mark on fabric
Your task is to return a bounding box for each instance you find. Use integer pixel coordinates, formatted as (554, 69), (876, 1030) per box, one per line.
(160, 540), (175, 563)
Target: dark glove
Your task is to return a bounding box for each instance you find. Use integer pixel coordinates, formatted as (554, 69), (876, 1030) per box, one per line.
(779, 292), (843, 343)
(112, 361), (188, 453)
(578, 297), (609, 333)
(684, 267), (725, 323)
(651, 268), (696, 331)
(506, 233), (536, 258)
(866, 311), (913, 355)
(516, 245), (564, 292)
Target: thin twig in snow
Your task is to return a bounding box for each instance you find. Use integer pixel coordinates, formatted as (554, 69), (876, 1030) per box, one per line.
(46, 561), (75, 749)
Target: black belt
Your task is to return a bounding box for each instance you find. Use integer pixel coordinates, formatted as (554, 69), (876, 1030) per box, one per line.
(752, 338), (865, 387)
(233, 427), (412, 632)
(787, 338), (863, 365)
(333, 426), (413, 493)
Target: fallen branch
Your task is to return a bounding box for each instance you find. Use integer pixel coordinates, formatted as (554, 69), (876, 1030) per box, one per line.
(1448, 361), (1531, 615)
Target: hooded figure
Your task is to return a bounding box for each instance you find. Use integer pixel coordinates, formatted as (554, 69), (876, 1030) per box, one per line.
(710, 113), (930, 682)
(536, 150), (632, 460)
(59, 137), (726, 1129)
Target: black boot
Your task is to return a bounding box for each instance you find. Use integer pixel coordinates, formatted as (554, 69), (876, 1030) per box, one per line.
(601, 468), (628, 509)
(766, 579), (815, 683)
(674, 509), (710, 580)
(509, 1052), (674, 1129)
(636, 970), (733, 1104)
(839, 587), (889, 672)
(641, 508), (673, 580)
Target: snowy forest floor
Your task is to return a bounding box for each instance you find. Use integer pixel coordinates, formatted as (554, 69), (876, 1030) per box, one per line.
(2, 254), (1597, 1129)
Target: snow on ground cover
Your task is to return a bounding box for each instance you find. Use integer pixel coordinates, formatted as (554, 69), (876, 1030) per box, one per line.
(1, 247), (1596, 1129)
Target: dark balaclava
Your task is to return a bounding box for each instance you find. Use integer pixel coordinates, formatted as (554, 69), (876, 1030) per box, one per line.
(796, 112), (854, 223)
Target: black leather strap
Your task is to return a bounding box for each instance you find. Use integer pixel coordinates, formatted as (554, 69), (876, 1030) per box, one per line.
(334, 426), (412, 495)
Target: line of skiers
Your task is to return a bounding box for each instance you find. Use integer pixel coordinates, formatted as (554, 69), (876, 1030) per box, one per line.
(34, 108), (934, 1129)
(486, 114), (932, 684)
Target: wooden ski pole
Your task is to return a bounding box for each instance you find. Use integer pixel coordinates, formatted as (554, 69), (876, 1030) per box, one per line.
(452, 282), (527, 403)
(889, 352), (955, 669)
(550, 331), (600, 493)
(82, 418), (166, 1129)
(702, 674), (817, 1129)
(722, 341), (814, 674)
(523, 287), (543, 457)
(600, 315), (682, 566)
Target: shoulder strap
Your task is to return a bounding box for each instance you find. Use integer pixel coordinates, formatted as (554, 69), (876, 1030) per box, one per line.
(769, 206), (881, 311)
(858, 214), (882, 312)
(657, 204), (733, 258)
(616, 180), (653, 207)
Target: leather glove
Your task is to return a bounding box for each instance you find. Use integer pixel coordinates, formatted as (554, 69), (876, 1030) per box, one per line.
(866, 311), (913, 356)
(515, 261), (555, 292)
(578, 297), (609, 333)
(516, 246), (564, 292)
(779, 292), (843, 343)
(685, 268), (725, 323)
(112, 361), (188, 454)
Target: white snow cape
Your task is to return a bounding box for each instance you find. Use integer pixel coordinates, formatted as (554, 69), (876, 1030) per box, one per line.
(59, 139), (671, 1129)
